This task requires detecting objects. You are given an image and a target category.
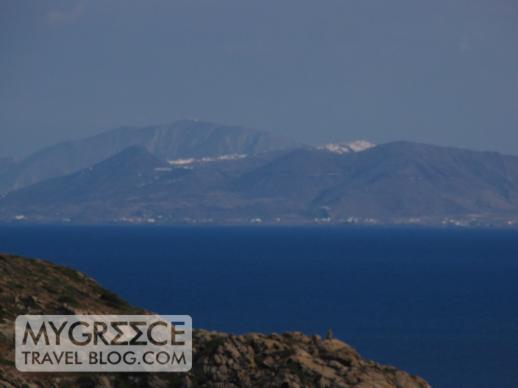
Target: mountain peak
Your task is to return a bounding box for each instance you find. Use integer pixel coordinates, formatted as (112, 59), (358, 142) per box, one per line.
(2, 140), (518, 225)
(0, 121), (301, 192)
(318, 140), (375, 154)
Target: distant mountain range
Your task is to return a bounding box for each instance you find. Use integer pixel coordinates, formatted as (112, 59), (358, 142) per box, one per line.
(0, 120), (300, 192)
(1, 121), (518, 226)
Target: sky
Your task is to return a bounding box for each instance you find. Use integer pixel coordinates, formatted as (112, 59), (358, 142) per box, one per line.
(1, 0), (517, 158)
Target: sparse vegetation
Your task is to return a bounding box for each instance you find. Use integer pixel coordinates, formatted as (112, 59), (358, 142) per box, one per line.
(0, 253), (430, 388)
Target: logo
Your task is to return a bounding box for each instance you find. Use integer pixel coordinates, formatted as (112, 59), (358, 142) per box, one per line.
(15, 315), (192, 372)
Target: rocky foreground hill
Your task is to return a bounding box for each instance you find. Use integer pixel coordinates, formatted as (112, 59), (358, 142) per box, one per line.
(0, 253), (430, 387)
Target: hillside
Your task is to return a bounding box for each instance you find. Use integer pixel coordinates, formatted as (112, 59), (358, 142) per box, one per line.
(0, 120), (300, 192)
(250, 141), (518, 222)
(1, 141), (518, 226)
(0, 253), (430, 387)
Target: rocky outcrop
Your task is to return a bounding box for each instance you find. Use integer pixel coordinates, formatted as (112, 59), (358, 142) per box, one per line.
(185, 330), (429, 388)
(0, 253), (430, 387)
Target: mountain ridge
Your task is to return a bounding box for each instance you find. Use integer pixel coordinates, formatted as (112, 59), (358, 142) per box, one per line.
(2, 141), (518, 226)
(0, 120), (302, 192)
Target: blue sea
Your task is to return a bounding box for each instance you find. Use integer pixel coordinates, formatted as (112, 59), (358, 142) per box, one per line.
(1, 226), (517, 388)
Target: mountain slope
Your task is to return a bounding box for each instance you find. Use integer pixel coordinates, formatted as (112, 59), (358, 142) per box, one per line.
(0, 158), (14, 190)
(230, 142), (518, 222)
(0, 120), (300, 192)
(0, 253), (430, 387)
(308, 142), (518, 219)
(0, 146), (281, 223)
(1, 142), (518, 225)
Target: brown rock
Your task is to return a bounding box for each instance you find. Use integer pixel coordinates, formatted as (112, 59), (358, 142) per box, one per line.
(0, 253), (431, 388)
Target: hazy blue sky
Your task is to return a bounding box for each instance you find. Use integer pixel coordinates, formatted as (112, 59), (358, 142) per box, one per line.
(1, 0), (517, 158)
